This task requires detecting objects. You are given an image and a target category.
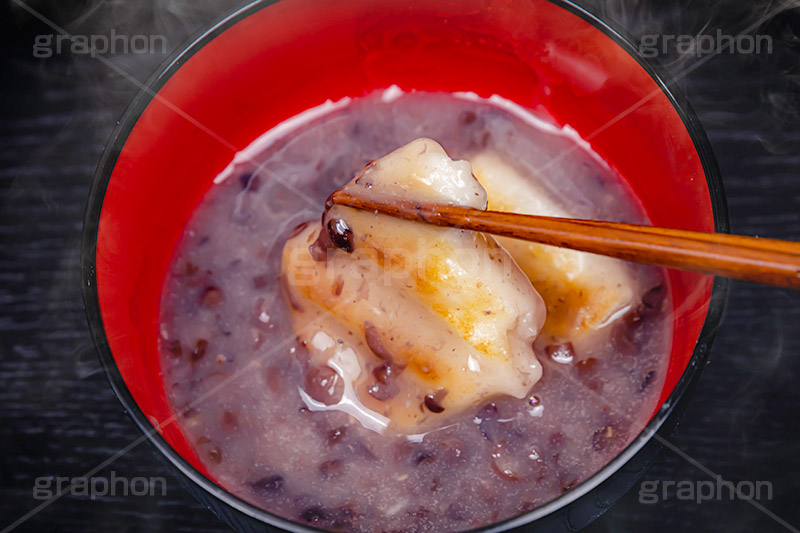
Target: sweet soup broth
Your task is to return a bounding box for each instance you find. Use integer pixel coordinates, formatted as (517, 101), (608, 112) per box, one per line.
(159, 90), (671, 532)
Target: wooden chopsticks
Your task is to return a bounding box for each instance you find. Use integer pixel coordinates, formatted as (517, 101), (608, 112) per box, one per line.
(330, 190), (800, 290)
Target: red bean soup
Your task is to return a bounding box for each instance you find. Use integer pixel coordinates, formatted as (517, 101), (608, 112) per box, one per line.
(157, 90), (671, 532)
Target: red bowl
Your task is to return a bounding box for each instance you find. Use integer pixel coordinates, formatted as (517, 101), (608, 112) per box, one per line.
(82, 0), (728, 530)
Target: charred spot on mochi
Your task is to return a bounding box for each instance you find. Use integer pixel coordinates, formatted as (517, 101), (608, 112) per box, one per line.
(326, 218), (354, 253)
(190, 339), (208, 363)
(250, 475), (284, 495)
(200, 286), (224, 308)
(184, 262), (199, 276)
(423, 388), (448, 414)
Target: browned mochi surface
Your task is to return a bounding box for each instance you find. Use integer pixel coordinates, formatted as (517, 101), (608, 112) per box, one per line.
(281, 138), (547, 434)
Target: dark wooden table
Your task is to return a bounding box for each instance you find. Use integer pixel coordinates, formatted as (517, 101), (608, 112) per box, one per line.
(1, 1), (798, 531)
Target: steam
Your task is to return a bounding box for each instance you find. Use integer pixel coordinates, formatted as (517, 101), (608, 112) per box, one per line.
(581, 0), (800, 153)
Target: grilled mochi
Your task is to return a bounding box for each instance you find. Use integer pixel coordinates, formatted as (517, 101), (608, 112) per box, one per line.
(470, 152), (637, 346)
(281, 138), (546, 434)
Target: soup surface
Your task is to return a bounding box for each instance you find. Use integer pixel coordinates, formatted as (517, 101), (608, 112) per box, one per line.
(159, 89), (671, 532)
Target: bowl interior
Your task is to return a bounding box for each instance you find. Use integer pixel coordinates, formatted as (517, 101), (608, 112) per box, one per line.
(90, 0), (716, 491)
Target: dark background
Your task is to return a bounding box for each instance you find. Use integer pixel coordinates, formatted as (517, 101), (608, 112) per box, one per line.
(1, 0), (798, 531)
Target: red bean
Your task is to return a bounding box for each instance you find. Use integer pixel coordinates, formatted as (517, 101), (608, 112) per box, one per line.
(641, 284), (666, 317)
(639, 370), (656, 392)
(308, 228), (333, 261)
(326, 218), (354, 253)
(190, 339), (208, 363)
(373, 361), (404, 384)
(200, 286), (224, 308)
(208, 446), (222, 464)
(304, 366), (344, 405)
(412, 450), (435, 466)
(319, 459), (344, 479)
(289, 221), (310, 238)
(251, 475), (283, 494)
(221, 411), (238, 432)
(367, 381), (398, 401)
(281, 275), (304, 312)
(300, 507), (326, 524)
(437, 436), (466, 465)
(460, 111), (478, 125)
(166, 340), (182, 358)
(327, 427), (346, 446)
(239, 173), (261, 192)
(576, 357), (596, 373)
(490, 440), (545, 483)
(591, 425), (618, 452)
(424, 388), (447, 413)
(364, 322), (393, 361)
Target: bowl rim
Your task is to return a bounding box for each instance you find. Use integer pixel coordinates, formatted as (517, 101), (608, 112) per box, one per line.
(81, 0), (729, 531)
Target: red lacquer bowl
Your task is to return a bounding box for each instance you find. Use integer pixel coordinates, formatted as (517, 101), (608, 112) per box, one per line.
(82, 0), (728, 530)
